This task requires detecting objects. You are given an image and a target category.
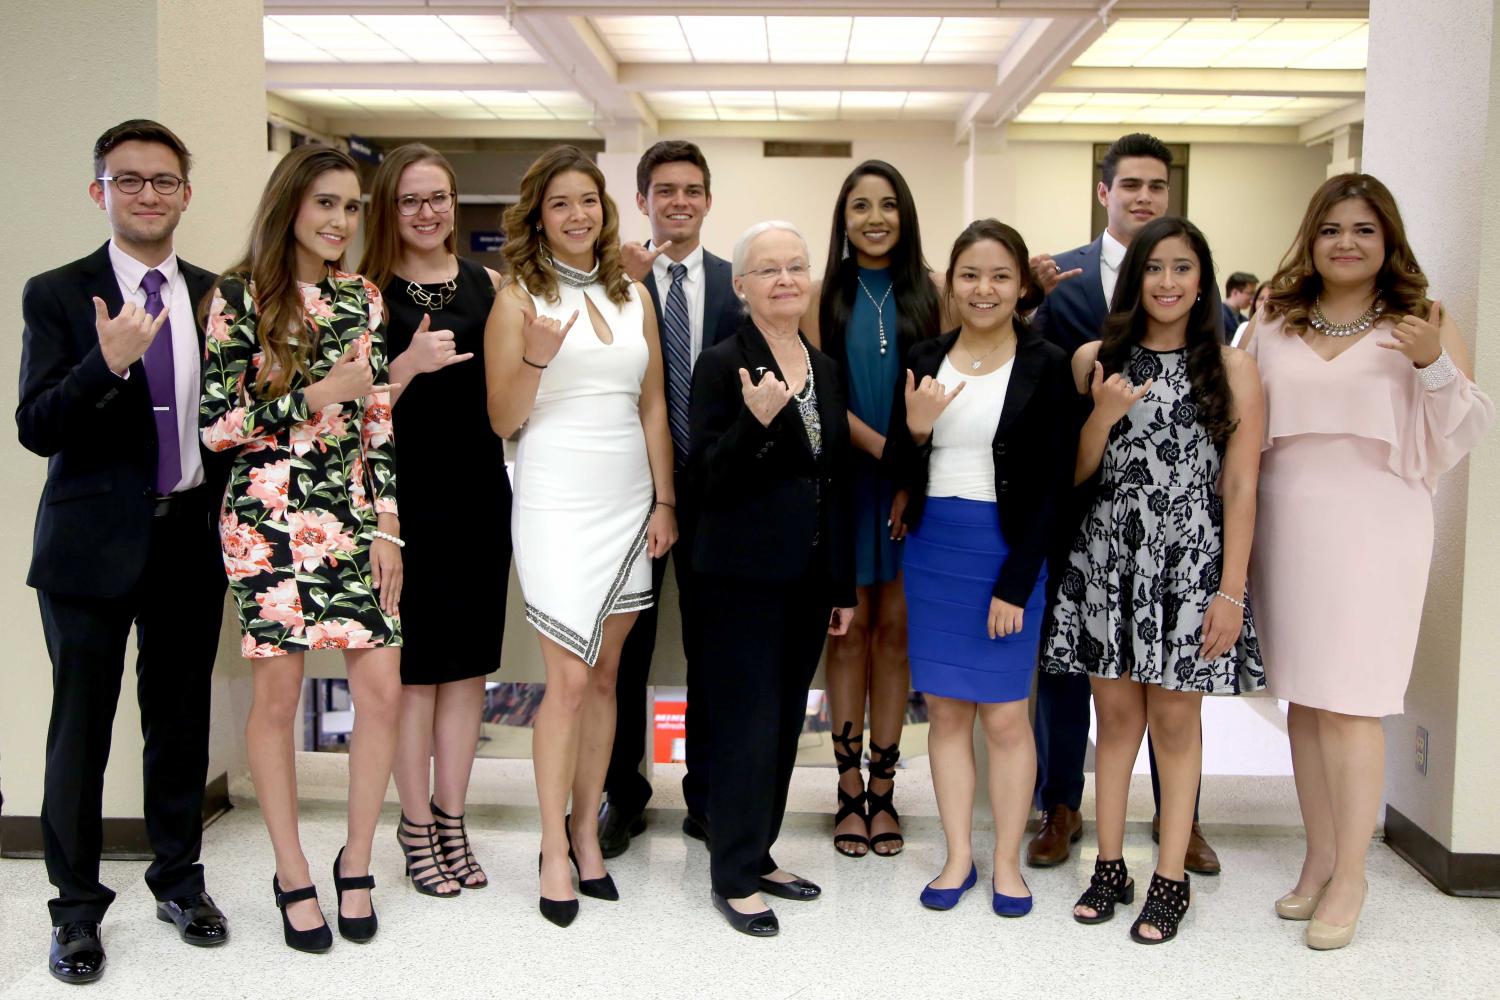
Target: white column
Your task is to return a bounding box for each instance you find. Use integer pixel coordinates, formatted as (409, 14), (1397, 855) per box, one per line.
(963, 124), (1017, 226)
(598, 123), (656, 242)
(1326, 124), (1364, 177)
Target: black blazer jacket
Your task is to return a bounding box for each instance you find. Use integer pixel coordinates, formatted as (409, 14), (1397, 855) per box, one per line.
(688, 318), (856, 609)
(16, 242), (229, 598)
(887, 326), (1080, 606)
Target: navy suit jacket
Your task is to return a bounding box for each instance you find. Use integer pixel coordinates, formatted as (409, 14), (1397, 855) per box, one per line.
(640, 248), (743, 359)
(1030, 237), (1110, 358)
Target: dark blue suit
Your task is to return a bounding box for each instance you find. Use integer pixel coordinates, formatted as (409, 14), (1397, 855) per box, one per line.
(1031, 237), (1110, 358)
(606, 249), (743, 822)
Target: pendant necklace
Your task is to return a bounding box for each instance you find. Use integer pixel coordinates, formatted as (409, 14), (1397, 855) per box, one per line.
(856, 275), (893, 355)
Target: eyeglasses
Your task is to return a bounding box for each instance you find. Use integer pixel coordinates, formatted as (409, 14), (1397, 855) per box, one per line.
(742, 263), (810, 281)
(97, 173), (184, 195)
(396, 192), (454, 216)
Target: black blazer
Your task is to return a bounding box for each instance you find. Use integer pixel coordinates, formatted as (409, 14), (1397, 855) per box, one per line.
(688, 317), (856, 609)
(641, 247), (744, 356)
(1030, 237), (1109, 357)
(887, 327), (1080, 606)
(16, 242), (229, 598)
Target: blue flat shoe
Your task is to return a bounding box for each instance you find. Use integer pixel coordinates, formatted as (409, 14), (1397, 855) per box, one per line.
(920, 864), (978, 911)
(992, 877), (1033, 917)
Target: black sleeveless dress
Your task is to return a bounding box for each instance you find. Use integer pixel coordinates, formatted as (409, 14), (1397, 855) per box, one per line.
(384, 257), (512, 684)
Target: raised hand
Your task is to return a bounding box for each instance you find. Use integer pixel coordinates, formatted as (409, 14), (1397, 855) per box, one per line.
(308, 343), (398, 409)
(520, 307), (577, 367)
(93, 296), (169, 375)
(1089, 361), (1152, 426)
(904, 369), (966, 440)
(1029, 253), (1083, 295)
(1379, 299), (1444, 368)
(403, 313), (473, 373)
(738, 366), (794, 428)
(620, 240), (674, 283)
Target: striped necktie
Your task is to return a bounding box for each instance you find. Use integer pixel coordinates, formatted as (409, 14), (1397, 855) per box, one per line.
(663, 261), (692, 468)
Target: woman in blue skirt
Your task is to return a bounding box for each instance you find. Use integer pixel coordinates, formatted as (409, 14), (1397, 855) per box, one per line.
(888, 220), (1078, 916)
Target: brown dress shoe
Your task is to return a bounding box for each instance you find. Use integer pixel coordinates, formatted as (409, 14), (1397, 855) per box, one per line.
(1151, 816), (1222, 876)
(1026, 805), (1083, 867)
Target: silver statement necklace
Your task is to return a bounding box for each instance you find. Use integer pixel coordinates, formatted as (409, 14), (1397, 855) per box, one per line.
(856, 275), (893, 355)
(1310, 297), (1384, 337)
(547, 251), (599, 288)
(405, 274), (458, 311)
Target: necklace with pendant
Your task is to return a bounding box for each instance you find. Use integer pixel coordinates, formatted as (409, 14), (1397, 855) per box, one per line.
(856, 275), (893, 355)
(1311, 296), (1383, 337)
(405, 274), (458, 311)
(962, 336), (1010, 371)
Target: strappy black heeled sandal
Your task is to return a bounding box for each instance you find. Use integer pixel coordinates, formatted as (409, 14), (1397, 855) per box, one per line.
(831, 721), (869, 858)
(1074, 856), (1135, 925)
(432, 799), (488, 890)
(1131, 871), (1190, 944)
(866, 740), (904, 857)
(397, 812), (459, 898)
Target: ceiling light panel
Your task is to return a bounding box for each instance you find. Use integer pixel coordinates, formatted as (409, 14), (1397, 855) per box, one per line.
(594, 15), (691, 62)
(266, 14), (541, 64)
(767, 17), (851, 63)
(1070, 16), (1366, 69)
(681, 17), (769, 62)
(848, 17), (939, 63)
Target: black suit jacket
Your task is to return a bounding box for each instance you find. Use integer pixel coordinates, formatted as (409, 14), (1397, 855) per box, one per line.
(688, 318), (856, 608)
(641, 247), (743, 356)
(886, 327), (1080, 606)
(17, 242), (229, 598)
(1030, 237), (1109, 357)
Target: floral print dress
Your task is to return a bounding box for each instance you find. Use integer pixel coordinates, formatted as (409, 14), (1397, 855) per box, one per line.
(1040, 345), (1263, 694)
(200, 271), (401, 657)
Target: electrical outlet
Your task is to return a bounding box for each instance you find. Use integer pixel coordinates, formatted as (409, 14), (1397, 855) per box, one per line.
(1415, 726), (1429, 776)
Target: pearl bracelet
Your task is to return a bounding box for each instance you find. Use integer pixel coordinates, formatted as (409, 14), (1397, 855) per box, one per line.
(372, 529), (405, 548)
(1214, 590), (1246, 611)
(1417, 349), (1458, 392)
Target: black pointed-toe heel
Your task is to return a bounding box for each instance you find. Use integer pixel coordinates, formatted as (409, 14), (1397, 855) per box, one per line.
(538, 853), (579, 928)
(272, 876), (333, 954)
(1073, 856), (1135, 925)
(332, 847), (378, 943)
(1130, 872), (1191, 945)
(565, 813), (619, 901)
(712, 891), (779, 937)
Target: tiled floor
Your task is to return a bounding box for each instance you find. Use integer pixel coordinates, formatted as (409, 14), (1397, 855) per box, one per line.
(4, 767), (1498, 1000)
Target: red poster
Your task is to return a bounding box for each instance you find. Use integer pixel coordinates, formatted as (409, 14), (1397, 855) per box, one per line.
(653, 699), (687, 763)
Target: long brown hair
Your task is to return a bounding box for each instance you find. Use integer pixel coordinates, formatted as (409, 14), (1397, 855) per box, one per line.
(1266, 173), (1431, 331)
(501, 145), (629, 306)
(218, 144), (360, 396)
(358, 143), (459, 293)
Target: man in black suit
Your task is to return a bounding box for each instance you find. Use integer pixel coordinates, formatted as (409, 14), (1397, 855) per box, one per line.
(599, 141), (743, 856)
(17, 120), (231, 985)
(1026, 133), (1221, 876)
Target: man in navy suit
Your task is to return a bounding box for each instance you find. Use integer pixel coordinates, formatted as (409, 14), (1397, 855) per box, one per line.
(1221, 271), (1258, 342)
(17, 120), (232, 984)
(599, 141), (744, 856)
(1027, 133), (1221, 876)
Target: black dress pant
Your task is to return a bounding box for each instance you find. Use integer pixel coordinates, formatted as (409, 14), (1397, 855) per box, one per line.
(702, 568), (829, 898)
(607, 485), (709, 819)
(37, 490), (225, 925)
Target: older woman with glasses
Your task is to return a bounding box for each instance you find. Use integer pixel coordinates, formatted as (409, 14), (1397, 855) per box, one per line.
(689, 221), (856, 937)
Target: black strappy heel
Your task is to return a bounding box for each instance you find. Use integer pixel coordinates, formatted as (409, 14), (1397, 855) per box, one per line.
(866, 740), (904, 857)
(431, 799), (488, 889)
(1131, 872), (1191, 944)
(396, 812), (458, 898)
(1074, 856), (1136, 924)
(831, 721), (869, 858)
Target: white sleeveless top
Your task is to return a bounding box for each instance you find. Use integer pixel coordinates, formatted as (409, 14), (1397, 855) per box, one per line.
(927, 355), (1013, 502)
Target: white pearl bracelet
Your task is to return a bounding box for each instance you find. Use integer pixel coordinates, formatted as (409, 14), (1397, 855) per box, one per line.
(1214, 591), (1246, 611)
(1417, 349), (1458, 391)
(372, 529), (405, 548)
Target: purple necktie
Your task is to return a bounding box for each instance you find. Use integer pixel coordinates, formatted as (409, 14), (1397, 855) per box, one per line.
(140, 269), (181, 495)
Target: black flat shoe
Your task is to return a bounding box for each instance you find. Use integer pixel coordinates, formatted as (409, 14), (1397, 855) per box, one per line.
(682, 812), (709, 844)
(758, 875), (822, 901)
(272, 877), (332, 954)
(156, 892), (229, 946)
(333, 847), (378, 943)
(566, 813), (619, 901)
(49, 921), (105, 984)
(712, 892), (778, 937)
(538, 853), (578, 928)
(598, 799), (647, 859)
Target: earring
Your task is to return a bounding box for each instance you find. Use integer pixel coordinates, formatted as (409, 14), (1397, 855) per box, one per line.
(535, 223), (542, 232)
(841, 233), (850, 261)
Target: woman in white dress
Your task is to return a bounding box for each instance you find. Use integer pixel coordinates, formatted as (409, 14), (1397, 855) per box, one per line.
(485, 145), (677, 927)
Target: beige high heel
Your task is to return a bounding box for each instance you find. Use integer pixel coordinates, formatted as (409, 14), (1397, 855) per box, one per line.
(1306, 880), (1366, 951)
(1274, 880), (1329, 921)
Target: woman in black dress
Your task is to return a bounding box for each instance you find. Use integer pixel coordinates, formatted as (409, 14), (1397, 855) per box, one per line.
(359, 144), (510, 898)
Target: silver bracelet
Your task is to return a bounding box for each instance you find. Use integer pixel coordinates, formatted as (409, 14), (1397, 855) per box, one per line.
(1214, 590), (1246, 611)
(371, 529), (405, 548)
(1417, 349), (1458, 391)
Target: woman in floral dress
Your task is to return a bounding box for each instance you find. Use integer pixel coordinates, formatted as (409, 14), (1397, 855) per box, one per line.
(200, 145), (403, 953)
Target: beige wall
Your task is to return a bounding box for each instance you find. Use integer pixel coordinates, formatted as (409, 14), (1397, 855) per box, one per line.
(0, 0), (266, 820)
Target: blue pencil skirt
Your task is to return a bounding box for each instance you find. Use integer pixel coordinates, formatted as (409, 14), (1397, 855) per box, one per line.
(903, 496), (1047, 704)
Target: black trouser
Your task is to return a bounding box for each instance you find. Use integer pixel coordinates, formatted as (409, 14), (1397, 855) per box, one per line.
(606, 486), (708, 819)
(38, 490), (225, 926)
(701, 569), (828, 899)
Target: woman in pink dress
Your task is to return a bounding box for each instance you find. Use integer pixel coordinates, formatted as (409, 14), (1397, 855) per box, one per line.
(1243, 174), (1492, 951)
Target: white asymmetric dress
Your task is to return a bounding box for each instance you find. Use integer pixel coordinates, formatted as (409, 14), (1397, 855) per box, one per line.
(511, 278), (655, 665)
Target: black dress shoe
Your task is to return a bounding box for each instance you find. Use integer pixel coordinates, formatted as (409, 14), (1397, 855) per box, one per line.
(758, 874), (822, 901)
(681, 813), (709, 843)
(598, 799), (646, 860)
(49, 922), (105, 984)
(156, 892), (229, 946)
(712, 892), (778, 937)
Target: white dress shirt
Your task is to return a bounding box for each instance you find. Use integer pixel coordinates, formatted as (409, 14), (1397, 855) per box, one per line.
(1099, 228), (1128, 309)
(109, 240), (205, 493)
(649, 242), (706, 364)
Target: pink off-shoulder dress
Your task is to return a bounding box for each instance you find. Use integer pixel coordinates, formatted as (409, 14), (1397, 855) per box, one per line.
(1246, 312), (1492, 717)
